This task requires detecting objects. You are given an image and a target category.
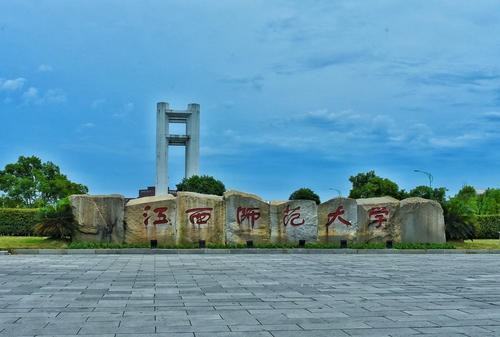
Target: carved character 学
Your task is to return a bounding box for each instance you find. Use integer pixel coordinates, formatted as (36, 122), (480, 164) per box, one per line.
(368, 206), (389, 228)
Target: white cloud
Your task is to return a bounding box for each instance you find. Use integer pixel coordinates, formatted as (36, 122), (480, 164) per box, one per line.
(0, 77), (26, 91)
(113, 102), (134, 118)
(22, 86), (39, 102)
(21, 87), (66, 105)
(82, 122), (95, 128)
(44, 89), (67, 103)
(91, 98), (106, 109)
(124, 102), (134, 112)
(37, 64), (53, 72)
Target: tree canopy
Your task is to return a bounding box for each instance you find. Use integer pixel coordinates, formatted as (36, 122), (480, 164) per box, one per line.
(289, 188), (321, 204)
(348, 171), (402, 199)
(176, 175), (226, 196)
(0, 156), (88, 208)
(407, 185), (447, 204)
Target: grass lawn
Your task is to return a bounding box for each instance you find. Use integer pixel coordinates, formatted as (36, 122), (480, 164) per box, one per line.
(453, 239), (500, 249)
(0, 236), (68, 249)
(0, 236), (499, 250)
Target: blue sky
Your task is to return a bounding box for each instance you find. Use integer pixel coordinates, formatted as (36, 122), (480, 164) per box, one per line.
(0, 0), (499, 200)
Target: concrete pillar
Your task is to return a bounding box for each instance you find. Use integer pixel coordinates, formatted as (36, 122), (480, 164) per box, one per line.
(156, 102), (169, 195)
(185, 103), (200, 178)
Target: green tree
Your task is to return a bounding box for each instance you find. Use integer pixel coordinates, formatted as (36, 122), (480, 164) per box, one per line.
(348, 171), (402, 199)
(477, 188), (500, 215)
(0, 156), (88, 208)
(176, 175), (226, 196)
(408, 185), (447, 204)
(443, 197), (476, 241)
(454, 185), (479, 214)
(289, 188), (321, 204)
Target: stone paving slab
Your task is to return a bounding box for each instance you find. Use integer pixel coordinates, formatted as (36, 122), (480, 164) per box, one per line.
(0, 254), (500, 336)
(8, 248), (500, 255)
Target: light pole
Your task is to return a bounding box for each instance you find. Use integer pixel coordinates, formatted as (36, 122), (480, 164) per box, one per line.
(329, 188), (342, 197)
(413, 170), (433, 189)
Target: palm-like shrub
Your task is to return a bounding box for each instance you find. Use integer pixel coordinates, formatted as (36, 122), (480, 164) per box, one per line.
(34, 198), (74, 239)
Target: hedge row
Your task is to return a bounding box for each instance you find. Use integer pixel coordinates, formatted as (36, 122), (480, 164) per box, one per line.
(475, 215), (500, 239)
(0, 208), (39, 236)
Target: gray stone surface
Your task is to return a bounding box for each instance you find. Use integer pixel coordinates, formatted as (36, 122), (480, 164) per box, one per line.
(224, 190), (271, 244)
(70, 194), (125, 243)
(1, 254), (500, 336)
(270, 200), (318, 243)
(125, 195), (177, 245)
(396, 197), (446, 243)
(357, 196), (401, 243)
(318, 197), (358, 243)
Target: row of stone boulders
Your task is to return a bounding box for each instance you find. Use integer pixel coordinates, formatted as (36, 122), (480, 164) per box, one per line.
(69, 191), (446, 245)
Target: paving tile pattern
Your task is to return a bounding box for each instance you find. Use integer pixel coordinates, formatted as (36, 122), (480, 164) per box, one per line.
(1, 254), (500, 336)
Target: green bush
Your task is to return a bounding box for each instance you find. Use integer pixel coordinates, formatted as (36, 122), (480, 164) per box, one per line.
(289, 188), (321, 204)
(33, 198), (75, 239)
(444, 198), (476, 241)
(475, 215), (500, 239)
(0, 208), (38, 236)
(176, 175), (226, 196)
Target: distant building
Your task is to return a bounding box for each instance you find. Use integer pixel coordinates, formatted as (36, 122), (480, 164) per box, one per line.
(138, 186), (155, 198)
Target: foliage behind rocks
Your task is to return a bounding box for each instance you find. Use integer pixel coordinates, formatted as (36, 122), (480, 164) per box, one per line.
(348, 171), (403, 199)
(289, 188), (321, 205)
(176, 175), (226, 196)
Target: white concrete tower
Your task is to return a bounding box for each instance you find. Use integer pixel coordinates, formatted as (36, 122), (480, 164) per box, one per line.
(155, 102), (200, 195)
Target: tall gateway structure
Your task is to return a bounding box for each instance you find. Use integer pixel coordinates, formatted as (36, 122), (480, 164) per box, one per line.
(156, 102), (200, 195)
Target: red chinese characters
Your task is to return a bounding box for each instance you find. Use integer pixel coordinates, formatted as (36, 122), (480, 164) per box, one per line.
(326, 205), (352, 227)
(186, 208), (213, 226)
(142, 206), (170, 226)
(368, 207), (389, 228)
(236, 207), (261, 229)
(283, 205), (305, 227)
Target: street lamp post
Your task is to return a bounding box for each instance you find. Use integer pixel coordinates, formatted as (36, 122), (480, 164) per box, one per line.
(413, 170), (434, 200)
(413, 170), (433, 189)
(329, 188), (342, 197)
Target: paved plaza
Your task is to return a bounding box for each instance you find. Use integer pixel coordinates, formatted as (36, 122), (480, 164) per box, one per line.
(1, 254), (500, 337)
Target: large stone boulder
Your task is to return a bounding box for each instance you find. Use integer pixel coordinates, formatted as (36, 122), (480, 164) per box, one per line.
(318, 197), (358, 243)
(270, 200), (318, 243)
(70, 194), (125, 243)
(395, 197), (446, 243)
(176, 192), (225, 245)
(357, 196), (400, 243)
(124, 195), (176, 245)
(224, 190), (271, 244)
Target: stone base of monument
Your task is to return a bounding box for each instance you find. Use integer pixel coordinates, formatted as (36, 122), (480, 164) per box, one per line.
(175, 191), (225, 245)
(356, 196), (401, 243)
(224, 190), (271, 244)
(124, 195), (177, 245)
(70, 194), (125, 243)
(270, 200), (318, 243)
(69, 191), (447, 245)
(317, 197), (359, 243)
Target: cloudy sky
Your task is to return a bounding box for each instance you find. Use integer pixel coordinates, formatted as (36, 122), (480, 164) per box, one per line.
(0, 0), (499, 200)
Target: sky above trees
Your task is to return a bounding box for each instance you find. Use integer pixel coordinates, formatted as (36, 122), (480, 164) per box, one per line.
(0, 1), (499, 200)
